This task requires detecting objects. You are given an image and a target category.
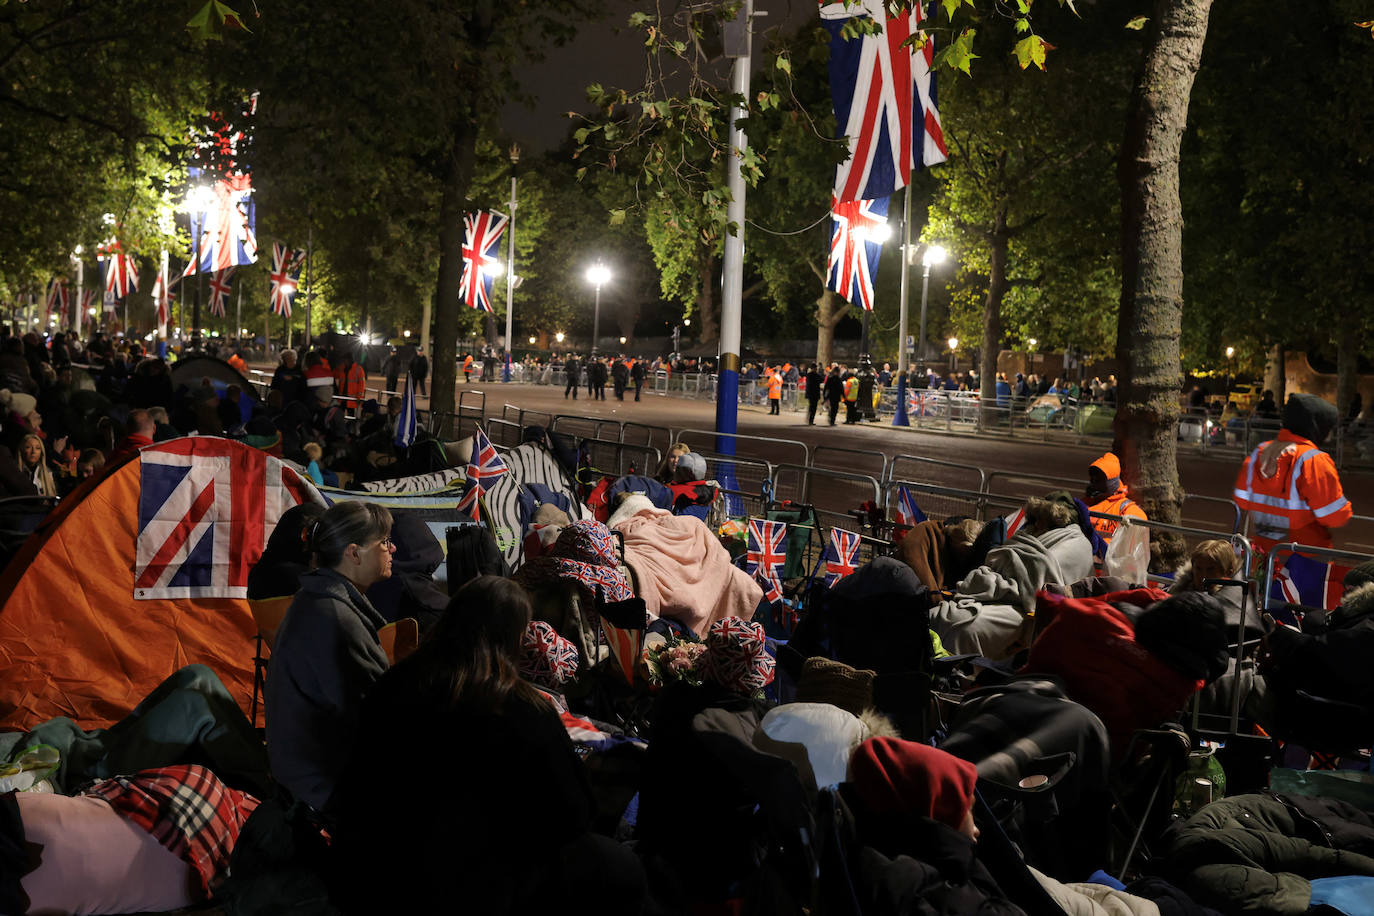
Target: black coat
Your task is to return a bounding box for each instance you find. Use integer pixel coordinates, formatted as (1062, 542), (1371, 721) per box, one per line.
(824, 374), (843, 403)
(805, 370), (823, 399)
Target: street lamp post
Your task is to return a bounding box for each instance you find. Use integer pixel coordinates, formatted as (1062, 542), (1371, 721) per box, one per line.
(182, 185), (215, 351)
(586, 262), (611, 356)
(896, 242), (947, 427)
(71, 246), (83, 335)
(948, 337), (959, 374)
(503, 144), (520, 382)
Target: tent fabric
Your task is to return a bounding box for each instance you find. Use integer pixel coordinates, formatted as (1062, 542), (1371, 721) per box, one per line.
(485, 442), (590, 568)
(0, 437), (322, 731)
(358, 468), (463, 493)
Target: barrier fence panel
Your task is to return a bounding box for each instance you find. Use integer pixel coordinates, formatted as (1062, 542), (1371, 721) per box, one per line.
(485, 418), (524, 449)
(884, 480), (985, 527)
(501, 403), (522, 425)
(982, 470), (1084, 506)
(1179, 493), (1243, 536)
(550, 414), (621, 443)
(698, 453), (775, 519)
(771, 463), (882, 521)
(519, 407), (555, 431)
(888, 454), (986, 493)
(813, 445), (889, 483)
(621, 421), (674, 453)
(675, 428), (810, 468)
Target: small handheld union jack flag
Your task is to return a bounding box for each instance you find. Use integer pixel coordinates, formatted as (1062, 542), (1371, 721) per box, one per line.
(269, 242), (305, 317)
(893, 485), (927, 536)
(455, 428), (509, 521)
(207, 267), (235, 318)
(746, 518), (788, 604)
(459, 210), (508, 313)
(823, 527), (861, 587)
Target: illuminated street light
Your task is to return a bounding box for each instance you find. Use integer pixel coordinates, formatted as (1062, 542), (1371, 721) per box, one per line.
(586, 262), (611, 355)
(528, 336), (537, 344)
(1027, 338), (1038, 350)
(619, 336), (627, 345)
(403, 329), (412, 338)
(555, 331), (565, 344)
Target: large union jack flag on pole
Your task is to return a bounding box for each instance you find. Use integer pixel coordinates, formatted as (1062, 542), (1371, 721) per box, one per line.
(183, 169), (258, 277)
(819, 0), (948, 203)
(134, 437), (322, 600)
(455, 428), (509, 521)
(823, 527), (861, 587)
(746, 518), (788, 604)
(207, 267), (235, 318)
(459, 210), (509, 313)
(152, 257), (173, 328)
(827, 194), (889, 311)
(100, 244), (140, 299)
(269, 242), (305, 317)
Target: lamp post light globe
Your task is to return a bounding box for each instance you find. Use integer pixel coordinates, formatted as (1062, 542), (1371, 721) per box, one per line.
(683, 318), (691, 327)
(1225, 346), (1235, 359)
(922, 244), (947, 268)
(555, 332), (565, 344)
(528, 336), (537, 345)
(586, 262), (611, 355)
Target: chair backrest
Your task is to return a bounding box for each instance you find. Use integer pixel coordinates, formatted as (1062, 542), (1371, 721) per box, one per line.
(377, 617), (419, 665)
(249, 596), (294, 651)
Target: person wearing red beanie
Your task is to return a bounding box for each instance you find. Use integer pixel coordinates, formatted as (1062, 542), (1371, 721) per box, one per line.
(851, 736), (980, 841)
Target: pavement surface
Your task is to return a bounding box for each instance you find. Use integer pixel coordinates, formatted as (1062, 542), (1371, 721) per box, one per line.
(251, 364), (1374, 554)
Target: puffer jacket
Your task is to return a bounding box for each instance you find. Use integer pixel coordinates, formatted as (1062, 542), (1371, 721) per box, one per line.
(1163, 793), (1374, 915)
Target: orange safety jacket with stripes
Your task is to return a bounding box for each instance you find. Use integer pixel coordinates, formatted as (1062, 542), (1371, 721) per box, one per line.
(1089, 488), (1147, 540)
(1233, 429), (1352, 553)
(767, 373), (783, 399)
(333, 362), (367, 402)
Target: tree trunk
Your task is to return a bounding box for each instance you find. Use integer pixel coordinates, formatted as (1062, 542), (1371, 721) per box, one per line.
(1263, 343), (1285, 405)
(1114, 0), (1212, 571)
(431, 121), (482, 438)
(980, 209), (1010, 426)
(815, 288), (848, 367)
(694, 254), (719, 346)
(1336, 330), (1358, 419)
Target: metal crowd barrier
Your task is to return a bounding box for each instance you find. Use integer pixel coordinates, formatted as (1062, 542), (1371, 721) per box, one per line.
(884, 480), (986, 526)
(485, 418), (523, 449)
(1262, 541), (1374, 613)
(621, 421), (674, 453)
(675, 428), (810, 467)
(578, 437), (663, 480)
(888, 453), (986, 493)
(771, 463), (882, 516)
(549, 414), (622, 442)
(812, 444), (889, 482)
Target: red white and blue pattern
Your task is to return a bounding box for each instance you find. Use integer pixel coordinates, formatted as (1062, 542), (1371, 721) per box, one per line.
(907, 389), (943, 417)
(184, 170), (258, 276)
(1270, 552), (1352, 611)
(702, 617), (775, 694)
(455, 428), (509, 520)
(1005, 507), (1027, 539)
(819, 0), (948, 204)
(101, 245), (140, 299)
(520, 620), (580, 688)
(207, 267), (234, 318)
(269, 242), (304, 317)
(824, 527), (861, 586)
(827, 194), (889, 311)
(79, 288), (97, 324)
(746, 518), (788, 604)
(133, 437), (320, 599)
(44, 278), (68, 325)
(152, 261), (173, 327)
(459, 210), (508, 312)
(894, 484), (927, 530)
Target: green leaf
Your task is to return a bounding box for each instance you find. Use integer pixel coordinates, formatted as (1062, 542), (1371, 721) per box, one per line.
(186, 1), (249, 41)
(933, 27), (979, 75)
(1125, 15), (1148, 30)
(609, 208), (627, 227)
(627, 11), (652, 28)
(1012, 34), (1052, 70)
(940, 0), (963, 21)
(775, 54), (791, 75)
(1015, 18), (1031, 34)
(575, 167), (587, 182)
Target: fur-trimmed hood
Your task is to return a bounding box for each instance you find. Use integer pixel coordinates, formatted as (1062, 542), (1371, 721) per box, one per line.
(1332, 581), (1374, 630)
(1168, 560), (1262, 638)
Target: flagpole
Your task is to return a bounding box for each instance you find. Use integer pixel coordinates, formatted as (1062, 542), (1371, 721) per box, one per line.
(236, 279), (242, 353)
(503, 145), (519, 382)
(715, 0), (754, 458)
(304, 225), (312, 351)
(893, 185), (913, 427)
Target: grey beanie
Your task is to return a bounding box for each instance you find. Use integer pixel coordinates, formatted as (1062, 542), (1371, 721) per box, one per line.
(676, 452), (707, 481)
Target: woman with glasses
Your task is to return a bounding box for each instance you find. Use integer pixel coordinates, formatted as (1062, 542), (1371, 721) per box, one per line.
(265, 500), (395, 812)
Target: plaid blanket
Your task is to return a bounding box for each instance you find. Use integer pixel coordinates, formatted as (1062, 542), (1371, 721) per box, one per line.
(83, 764), (260, 895)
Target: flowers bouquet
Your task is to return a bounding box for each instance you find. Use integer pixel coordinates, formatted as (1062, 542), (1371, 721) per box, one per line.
(643, 635), (707, 688)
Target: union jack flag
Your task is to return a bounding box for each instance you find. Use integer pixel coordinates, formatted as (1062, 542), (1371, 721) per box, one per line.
(44, 278), (68, 325)
(907, 389), (943, 417)
(819, 0), (948, 204)
(1270, 552), (1351, 611)
(823, 527), (861, 587)
(827, 194), (889, 311)
(79, 288), (97, 325)
(101, 246), (140, 299)
(183, 169), (258, 277)
(455, 428), (509, 521)
(151, 260), (174, 327)
(746, 518), (788, 604)
(893, 484), (927, 532)
(133, 437), (321, 600)
(207, 267), (235, 318)
(269, 243), (305, 317)
(459, 210), (508, 312)
(1005, 507), (1026, 539)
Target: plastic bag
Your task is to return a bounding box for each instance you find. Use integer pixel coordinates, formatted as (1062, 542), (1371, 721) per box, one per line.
(0, 744), (60, 793)
(1103, 521), (1149, 584)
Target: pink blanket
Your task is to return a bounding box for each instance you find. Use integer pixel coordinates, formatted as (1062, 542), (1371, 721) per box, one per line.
(613, 508), (763, 637)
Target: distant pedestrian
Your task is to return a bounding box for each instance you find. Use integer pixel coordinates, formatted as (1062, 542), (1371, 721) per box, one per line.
(591, 358), (608, 401)
(631, 358), (646, 401)
(843, 371), (860, 424)
(805, 364), (823, 425)
(766, 367), (782, 416)
(463, 354), (473, 383)
(612, 358), (629, 401)
(410, 348), (429, 396)
(564, 354), (581, 400)
(824, 366), (843, 426)
(383, 348), (400, 395)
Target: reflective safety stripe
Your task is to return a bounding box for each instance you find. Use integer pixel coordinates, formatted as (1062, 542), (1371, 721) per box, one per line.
(1234, 488), (1310, 511)
(1288, 447), (1320, 502)
(1313, 495), (1350, 519)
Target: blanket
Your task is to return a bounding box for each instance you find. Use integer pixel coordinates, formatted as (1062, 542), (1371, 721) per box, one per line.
(613, 506), (763, 637)
(930, 525), (1093, 660)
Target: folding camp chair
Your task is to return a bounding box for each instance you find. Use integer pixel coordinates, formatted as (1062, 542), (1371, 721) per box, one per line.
(248, 596), (293, 729)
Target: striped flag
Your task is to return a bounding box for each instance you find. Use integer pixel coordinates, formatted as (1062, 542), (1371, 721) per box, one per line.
(394, 374), (418, 449)
(207, 267), (234, 317)
(598, 595), (648, 685)
(151, 260), (173, 328)
(101, 246), (140, 298)
(44, 278), (67, 325)
(1270, 552), (1352, 611)
(455, 428), (509, 521)
(823, 527), (861, 587)
(1005, 507), (1026, 539)
(826, 194), (889, 311)
(269, 242), (305, 317)
(894, 484), (927, 533)
(746, 518), (788, 604)
(819, 0), (947, 204)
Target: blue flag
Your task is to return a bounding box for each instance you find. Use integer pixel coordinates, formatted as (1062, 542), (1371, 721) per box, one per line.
(395, 373), (417, 449)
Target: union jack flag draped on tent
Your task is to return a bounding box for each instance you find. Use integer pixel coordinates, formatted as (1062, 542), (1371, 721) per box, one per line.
(455, 428), (509, 521)
(827, 194), (889, 311)
(746, 518), (788, 604)
(207, 267), (235, 318)
(44, 278), (68, 325)
(819, 0), (948, 204)
(100, 243), (140, 299)
(823, 527), (861, 587)
(151, 259), (174, 327)
(269, 243), (305, 317)
(459, 210), (508, 313)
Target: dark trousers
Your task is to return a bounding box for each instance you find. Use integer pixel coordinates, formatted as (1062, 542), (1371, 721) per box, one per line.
(828, 399), (840, 425)
(769, 397), (780, 415)
(845, 400), (859, 424)
(416, 377), (426, 396)
(565, 377), (578, 399)
(614, 380), (625, 400)
(594, 384), (605, 401)
(386, 375), (398, 395)
(807, 396), (820, 424)
(634, 381), (642, 401)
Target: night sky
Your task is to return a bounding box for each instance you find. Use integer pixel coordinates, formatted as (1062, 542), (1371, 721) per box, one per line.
(501, 0), (819, 152)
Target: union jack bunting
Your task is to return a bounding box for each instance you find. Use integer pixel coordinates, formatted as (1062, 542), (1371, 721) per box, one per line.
(207, 267), (235, 318)
(455, 428), (509, 521)
(823, 527), (861, 587)
(269, 242), (305, 317)
(183, 169), (258, 276)
(44, 278), (68, 324)
(133, 437), (321, 600)
(819, 0), (948, 204)
(827, 194), (889, 311)
(746, 518), (788, 604)
(101, 247), (140, 299)
(459, 210), (508, 312)
(894, 484), (927, 531)
(151, 260), (173, 327)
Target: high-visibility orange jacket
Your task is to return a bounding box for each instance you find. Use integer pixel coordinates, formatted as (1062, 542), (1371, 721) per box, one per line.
(334, 362), (367, 401)
(843, 377), (859, 403)
(1089, 488), (1147, 540)
(767, 373), (783, 400)
(1234, 429), (1352, 553)
(463, 355), (473, 373)
(227, 354), (247, 373)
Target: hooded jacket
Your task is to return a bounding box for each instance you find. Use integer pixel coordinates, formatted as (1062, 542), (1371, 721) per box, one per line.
(264, 568), (389, 811)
